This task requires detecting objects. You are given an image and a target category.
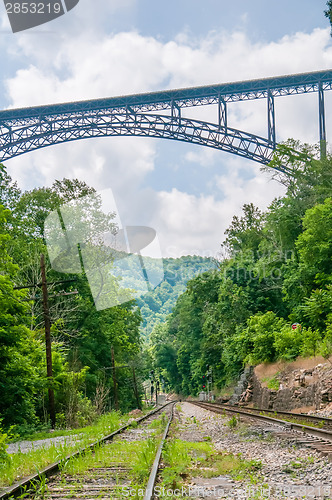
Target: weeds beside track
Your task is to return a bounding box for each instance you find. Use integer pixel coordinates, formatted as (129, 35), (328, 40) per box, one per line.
(0, 403), (175, 500)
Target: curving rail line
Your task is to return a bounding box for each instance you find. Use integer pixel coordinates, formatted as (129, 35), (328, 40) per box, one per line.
(236, 404), (332, 429)
(189, 401), (332, 460)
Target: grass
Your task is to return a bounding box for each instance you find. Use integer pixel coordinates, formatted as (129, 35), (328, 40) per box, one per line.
(261, 375), (280, 391)
(159, 438), (263, 494)
(62, 436), (160, 479)
(32, 437), (163, 500)
(202, 451), (262, 480)
(9, 406), (152, 443)
(147, 412), (168, 431)
(160, 439), (211, 490)
(56, 413), (168, 498)
(10, 403), (153, 443)
(256, 410), (327, 429)
(0, 410), (142, 490)
(282, 456), (315, 474)
(8, 413), (122, 444)
(13, 472), (49, 500)
(227, 415), (239, 428)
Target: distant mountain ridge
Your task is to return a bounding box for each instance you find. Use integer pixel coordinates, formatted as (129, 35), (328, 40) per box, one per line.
(136, 255), (217, 337)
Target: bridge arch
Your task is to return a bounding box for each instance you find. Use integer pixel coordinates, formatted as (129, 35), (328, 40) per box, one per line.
(0, 111), (275, 168)
(1, 69), (331, 170)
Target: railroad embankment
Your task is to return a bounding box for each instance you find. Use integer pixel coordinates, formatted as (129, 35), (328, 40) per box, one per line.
(249, 356), (332, 415)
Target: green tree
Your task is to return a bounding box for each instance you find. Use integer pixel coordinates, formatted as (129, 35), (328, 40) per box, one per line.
(325, 1), (332, 34)
(300, 286), (332, 331)
(0, 165), (144, 417)
(235, 312), (287, 365)
(223, 203), (263, 257)
(273, 325), (303, 361)
(296, 198), (332, 286)
(0, 164), (21, 214)
(0, 204), (46, 428)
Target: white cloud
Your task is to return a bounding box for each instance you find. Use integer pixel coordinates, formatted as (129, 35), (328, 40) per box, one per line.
(6, 27), (332, 107)
(151, 188), (230, 258)
(3, 24), (332, 257)
(184, 148), (217, 167)
(149, 162), (285, 258)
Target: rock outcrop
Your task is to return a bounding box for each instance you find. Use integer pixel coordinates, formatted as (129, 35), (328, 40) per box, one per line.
(247, 361), (332, 413)
(228, 366), (254, 405)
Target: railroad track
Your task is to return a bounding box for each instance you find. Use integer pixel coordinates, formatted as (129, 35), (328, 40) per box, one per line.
(189, 401), (332, 461)
(143, 404), (174, 500)
(236, 404), (332, 430)
(0, 403), (175, 500)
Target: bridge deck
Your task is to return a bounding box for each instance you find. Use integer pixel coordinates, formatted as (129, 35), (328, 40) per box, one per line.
(1, 69), (332, 121)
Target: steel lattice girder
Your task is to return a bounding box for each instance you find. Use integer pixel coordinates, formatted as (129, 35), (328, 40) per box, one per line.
(1, 69), (332, 121)
(0, 111), (281, 167)
(0, 69), (332, 164)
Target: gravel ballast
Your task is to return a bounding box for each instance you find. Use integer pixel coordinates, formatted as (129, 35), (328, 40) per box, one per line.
(178, 402), (332, 499)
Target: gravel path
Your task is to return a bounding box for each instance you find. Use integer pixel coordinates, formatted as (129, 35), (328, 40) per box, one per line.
(178, 402), (332, 499)
(6, 434), (83, 454)
(6, 411), (161, 454)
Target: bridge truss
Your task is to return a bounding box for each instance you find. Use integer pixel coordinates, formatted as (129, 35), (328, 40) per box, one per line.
(0, 69), (331, 171)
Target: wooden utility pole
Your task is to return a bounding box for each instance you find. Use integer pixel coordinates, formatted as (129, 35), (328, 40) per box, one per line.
(40, 254), (56, 429)
(156, 380), (159, 406)
(132, 366), (141, 410)
(111, 347), (119, 410)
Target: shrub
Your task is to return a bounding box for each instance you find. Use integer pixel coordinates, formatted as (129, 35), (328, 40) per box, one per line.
(241, 312), (288, 365)
(227, 415), (238, 428)
(0, 425), (11, 467)
(273, 325), (303, 361)
(300, 328), (322, 357)
(262, 375), (280, 391)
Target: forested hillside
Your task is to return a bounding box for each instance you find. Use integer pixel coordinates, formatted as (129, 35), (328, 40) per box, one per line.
(150, 141), (332, 396)
(136, 256), (217, 338)
(1, 138), (332, 432)
(0, 165), (216, 435)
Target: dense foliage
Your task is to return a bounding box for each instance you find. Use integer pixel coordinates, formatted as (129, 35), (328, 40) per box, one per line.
(150, 141), (332, 396)
(1, 138), (332, 427)
(0, 168), (143, 433)
(0, 165), (217, 434)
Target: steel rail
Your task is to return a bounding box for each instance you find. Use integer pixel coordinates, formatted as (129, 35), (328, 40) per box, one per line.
(143, 403), (174, 500)
(236, 405), (332, 427)
(0, 402), (174, 500)
(190, 402), (332, 442)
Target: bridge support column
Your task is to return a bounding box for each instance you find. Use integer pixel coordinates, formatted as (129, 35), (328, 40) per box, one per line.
(171, 100), (181, 126)
(267, 90), (276, 148)
(218, 95), (227, 131)
(319, 83), (327, 159)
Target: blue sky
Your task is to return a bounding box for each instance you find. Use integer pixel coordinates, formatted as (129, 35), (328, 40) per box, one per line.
(0, 1), (331, 258)
(133, 0), (327, 42)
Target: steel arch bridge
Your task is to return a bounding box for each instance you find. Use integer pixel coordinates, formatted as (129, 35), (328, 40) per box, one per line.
(0, 69), (331, 172)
